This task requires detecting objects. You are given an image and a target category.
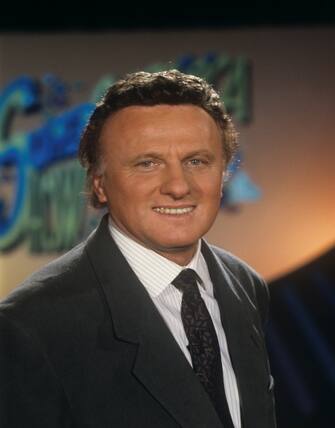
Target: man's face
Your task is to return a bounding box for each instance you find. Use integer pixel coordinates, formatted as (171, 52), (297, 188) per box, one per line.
(93, 104), (225, 265)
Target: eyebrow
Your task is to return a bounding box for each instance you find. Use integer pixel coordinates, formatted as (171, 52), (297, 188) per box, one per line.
(132, 150), (214, 162)
(133, 152), (162, 160)
(183, 150), (214, 159)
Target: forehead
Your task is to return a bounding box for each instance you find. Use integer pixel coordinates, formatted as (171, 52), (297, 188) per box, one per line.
(100, 104), (221, 143)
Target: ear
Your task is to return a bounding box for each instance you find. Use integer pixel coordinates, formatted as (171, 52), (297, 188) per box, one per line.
(93, 175), (108, 204)
(220, 172), (226, 196)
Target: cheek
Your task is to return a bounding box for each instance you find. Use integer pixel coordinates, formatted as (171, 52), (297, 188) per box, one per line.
(109, 182), (152, 215)
(199, 175), (223, 196)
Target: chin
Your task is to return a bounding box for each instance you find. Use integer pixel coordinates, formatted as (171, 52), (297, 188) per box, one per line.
(156, 237), (199, 252)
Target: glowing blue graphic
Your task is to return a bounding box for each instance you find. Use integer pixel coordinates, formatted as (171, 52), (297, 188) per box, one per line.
(221, 152), (261, 207)
(28, 104), (93, 170)
(0, 146), (27, 235)
(0, 76), (94, 247)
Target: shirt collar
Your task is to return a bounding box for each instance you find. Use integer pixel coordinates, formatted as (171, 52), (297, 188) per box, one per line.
(108, 216), (205, 298)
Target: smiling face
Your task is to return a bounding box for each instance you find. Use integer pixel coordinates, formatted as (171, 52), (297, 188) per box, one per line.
(93, 104), (225, 265)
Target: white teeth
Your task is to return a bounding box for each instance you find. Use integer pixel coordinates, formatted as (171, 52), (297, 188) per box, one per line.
(153, 207), (194, 215)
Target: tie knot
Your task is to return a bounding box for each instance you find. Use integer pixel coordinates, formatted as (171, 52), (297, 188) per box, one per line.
(172, 268), (201, 293)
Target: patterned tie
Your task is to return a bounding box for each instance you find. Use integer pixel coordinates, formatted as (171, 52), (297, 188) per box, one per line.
(172, 268), (235, 428)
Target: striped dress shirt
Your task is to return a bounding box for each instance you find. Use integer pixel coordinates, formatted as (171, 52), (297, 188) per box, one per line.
(109, 218), (241, 428)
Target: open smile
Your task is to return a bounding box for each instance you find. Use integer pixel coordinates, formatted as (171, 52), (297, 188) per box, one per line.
(152, 206), (195, 215)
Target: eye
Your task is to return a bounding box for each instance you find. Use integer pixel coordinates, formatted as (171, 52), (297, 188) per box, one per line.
(190, 159), (202, 165)
(135, 159), (160, 170)
(140, 160), (155, 167)
(187, 158), (207, 167)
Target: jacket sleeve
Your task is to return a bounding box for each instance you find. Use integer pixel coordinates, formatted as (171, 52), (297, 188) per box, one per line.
(0, 312), (74, 428)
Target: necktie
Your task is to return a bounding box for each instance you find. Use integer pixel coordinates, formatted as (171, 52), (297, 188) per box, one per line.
(172, 268), (235, 428)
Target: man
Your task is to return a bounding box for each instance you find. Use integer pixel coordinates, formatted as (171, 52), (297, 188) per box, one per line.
(0, 70), (276, 427)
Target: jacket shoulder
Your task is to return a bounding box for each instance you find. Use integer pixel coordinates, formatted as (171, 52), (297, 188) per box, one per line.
(2, 241), (86, 303)
(209, 244), (270, 326)
(209, 245), (263, 282)
(0, 239), (100, 333)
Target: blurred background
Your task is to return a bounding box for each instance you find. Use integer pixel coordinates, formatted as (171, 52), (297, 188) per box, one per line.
(0, 8), (334, 427)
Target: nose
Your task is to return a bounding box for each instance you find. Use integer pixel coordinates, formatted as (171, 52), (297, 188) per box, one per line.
(160, 163), (191, 199)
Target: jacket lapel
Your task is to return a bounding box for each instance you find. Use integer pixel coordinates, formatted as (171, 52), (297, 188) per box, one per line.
(201, 241), (269, 428)
(85, 215), (223, 428)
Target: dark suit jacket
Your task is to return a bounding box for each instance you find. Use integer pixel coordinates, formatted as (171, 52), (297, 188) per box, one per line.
(0, 214), (276, 428)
